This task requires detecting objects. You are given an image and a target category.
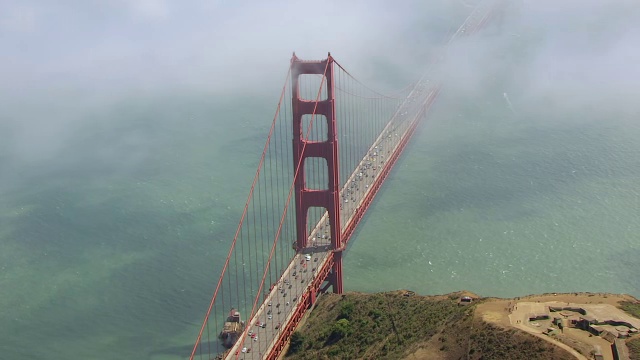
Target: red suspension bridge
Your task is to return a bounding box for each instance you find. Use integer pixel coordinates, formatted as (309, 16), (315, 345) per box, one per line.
(190, 1), (504, 359)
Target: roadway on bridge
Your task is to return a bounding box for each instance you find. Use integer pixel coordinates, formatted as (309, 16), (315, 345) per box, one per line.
(228, 83), (432, 360)
(211, 1), (497, 357)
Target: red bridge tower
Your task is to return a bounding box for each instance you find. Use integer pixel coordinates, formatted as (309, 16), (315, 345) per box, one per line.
(290, 53), (343, 294)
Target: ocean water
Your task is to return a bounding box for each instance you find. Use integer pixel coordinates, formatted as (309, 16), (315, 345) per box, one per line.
(2, 17), (640, 360)
(344, 87), (640, 298)
(0, 95), (277, 359)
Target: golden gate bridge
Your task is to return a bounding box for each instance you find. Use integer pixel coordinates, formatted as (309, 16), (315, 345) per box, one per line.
(190, 1), (505, 359)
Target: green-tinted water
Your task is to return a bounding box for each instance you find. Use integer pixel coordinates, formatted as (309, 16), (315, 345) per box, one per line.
(344, 90), (640, 298)
(2, 5), (640, 360)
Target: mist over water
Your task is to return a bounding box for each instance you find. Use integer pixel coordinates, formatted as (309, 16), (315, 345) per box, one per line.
(1, 1), (640, 359)
(345, 0), (640, 297)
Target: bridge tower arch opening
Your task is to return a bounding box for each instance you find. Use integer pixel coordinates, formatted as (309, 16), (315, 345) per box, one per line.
(291, 53), (343, 294)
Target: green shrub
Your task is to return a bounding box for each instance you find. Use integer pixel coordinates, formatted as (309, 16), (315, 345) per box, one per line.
(338, 301), (355, 320)
(621, 302), (640, 319)
(628, 337), (640, 360)
(330, 319), (352, 339)
(287, 331), (305, 355)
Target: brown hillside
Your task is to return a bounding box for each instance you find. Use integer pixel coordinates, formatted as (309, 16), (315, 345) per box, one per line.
(284, 291), (574, 360)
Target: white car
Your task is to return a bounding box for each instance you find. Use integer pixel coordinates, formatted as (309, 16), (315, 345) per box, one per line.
(268, 314), (272, 320)
(241, 347), (247, 353)
(305, 254), (311, 261)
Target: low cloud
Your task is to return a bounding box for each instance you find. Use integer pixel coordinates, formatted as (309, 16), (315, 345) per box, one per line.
(1, 0), (639, 189)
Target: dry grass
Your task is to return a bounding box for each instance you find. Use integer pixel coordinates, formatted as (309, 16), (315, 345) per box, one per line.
(284, 291), (575, 360)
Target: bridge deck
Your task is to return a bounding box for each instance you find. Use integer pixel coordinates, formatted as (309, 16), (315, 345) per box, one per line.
(226, 83), (433, 359)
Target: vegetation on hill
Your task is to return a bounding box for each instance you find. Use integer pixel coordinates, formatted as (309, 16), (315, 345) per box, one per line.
(463, 321), (573, 360)
(628, 337), (640, 360)
(621, 299), (640, 360)
(285, 291), (574, 360)
(621, 301), (640, 319)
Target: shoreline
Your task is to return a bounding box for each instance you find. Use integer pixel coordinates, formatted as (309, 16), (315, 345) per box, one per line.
(286, 290), (640, 360)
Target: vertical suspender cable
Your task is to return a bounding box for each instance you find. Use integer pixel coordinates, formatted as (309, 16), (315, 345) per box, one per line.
(233, 60), (330, 356)
(189, 67), (292, 360)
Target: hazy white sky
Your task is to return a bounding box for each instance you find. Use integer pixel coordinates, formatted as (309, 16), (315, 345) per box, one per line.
(2, 0), (638, 99)
(1, 0), (639, 181)
(1, 0), (459, 185)
(1, 0), (453, 98)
